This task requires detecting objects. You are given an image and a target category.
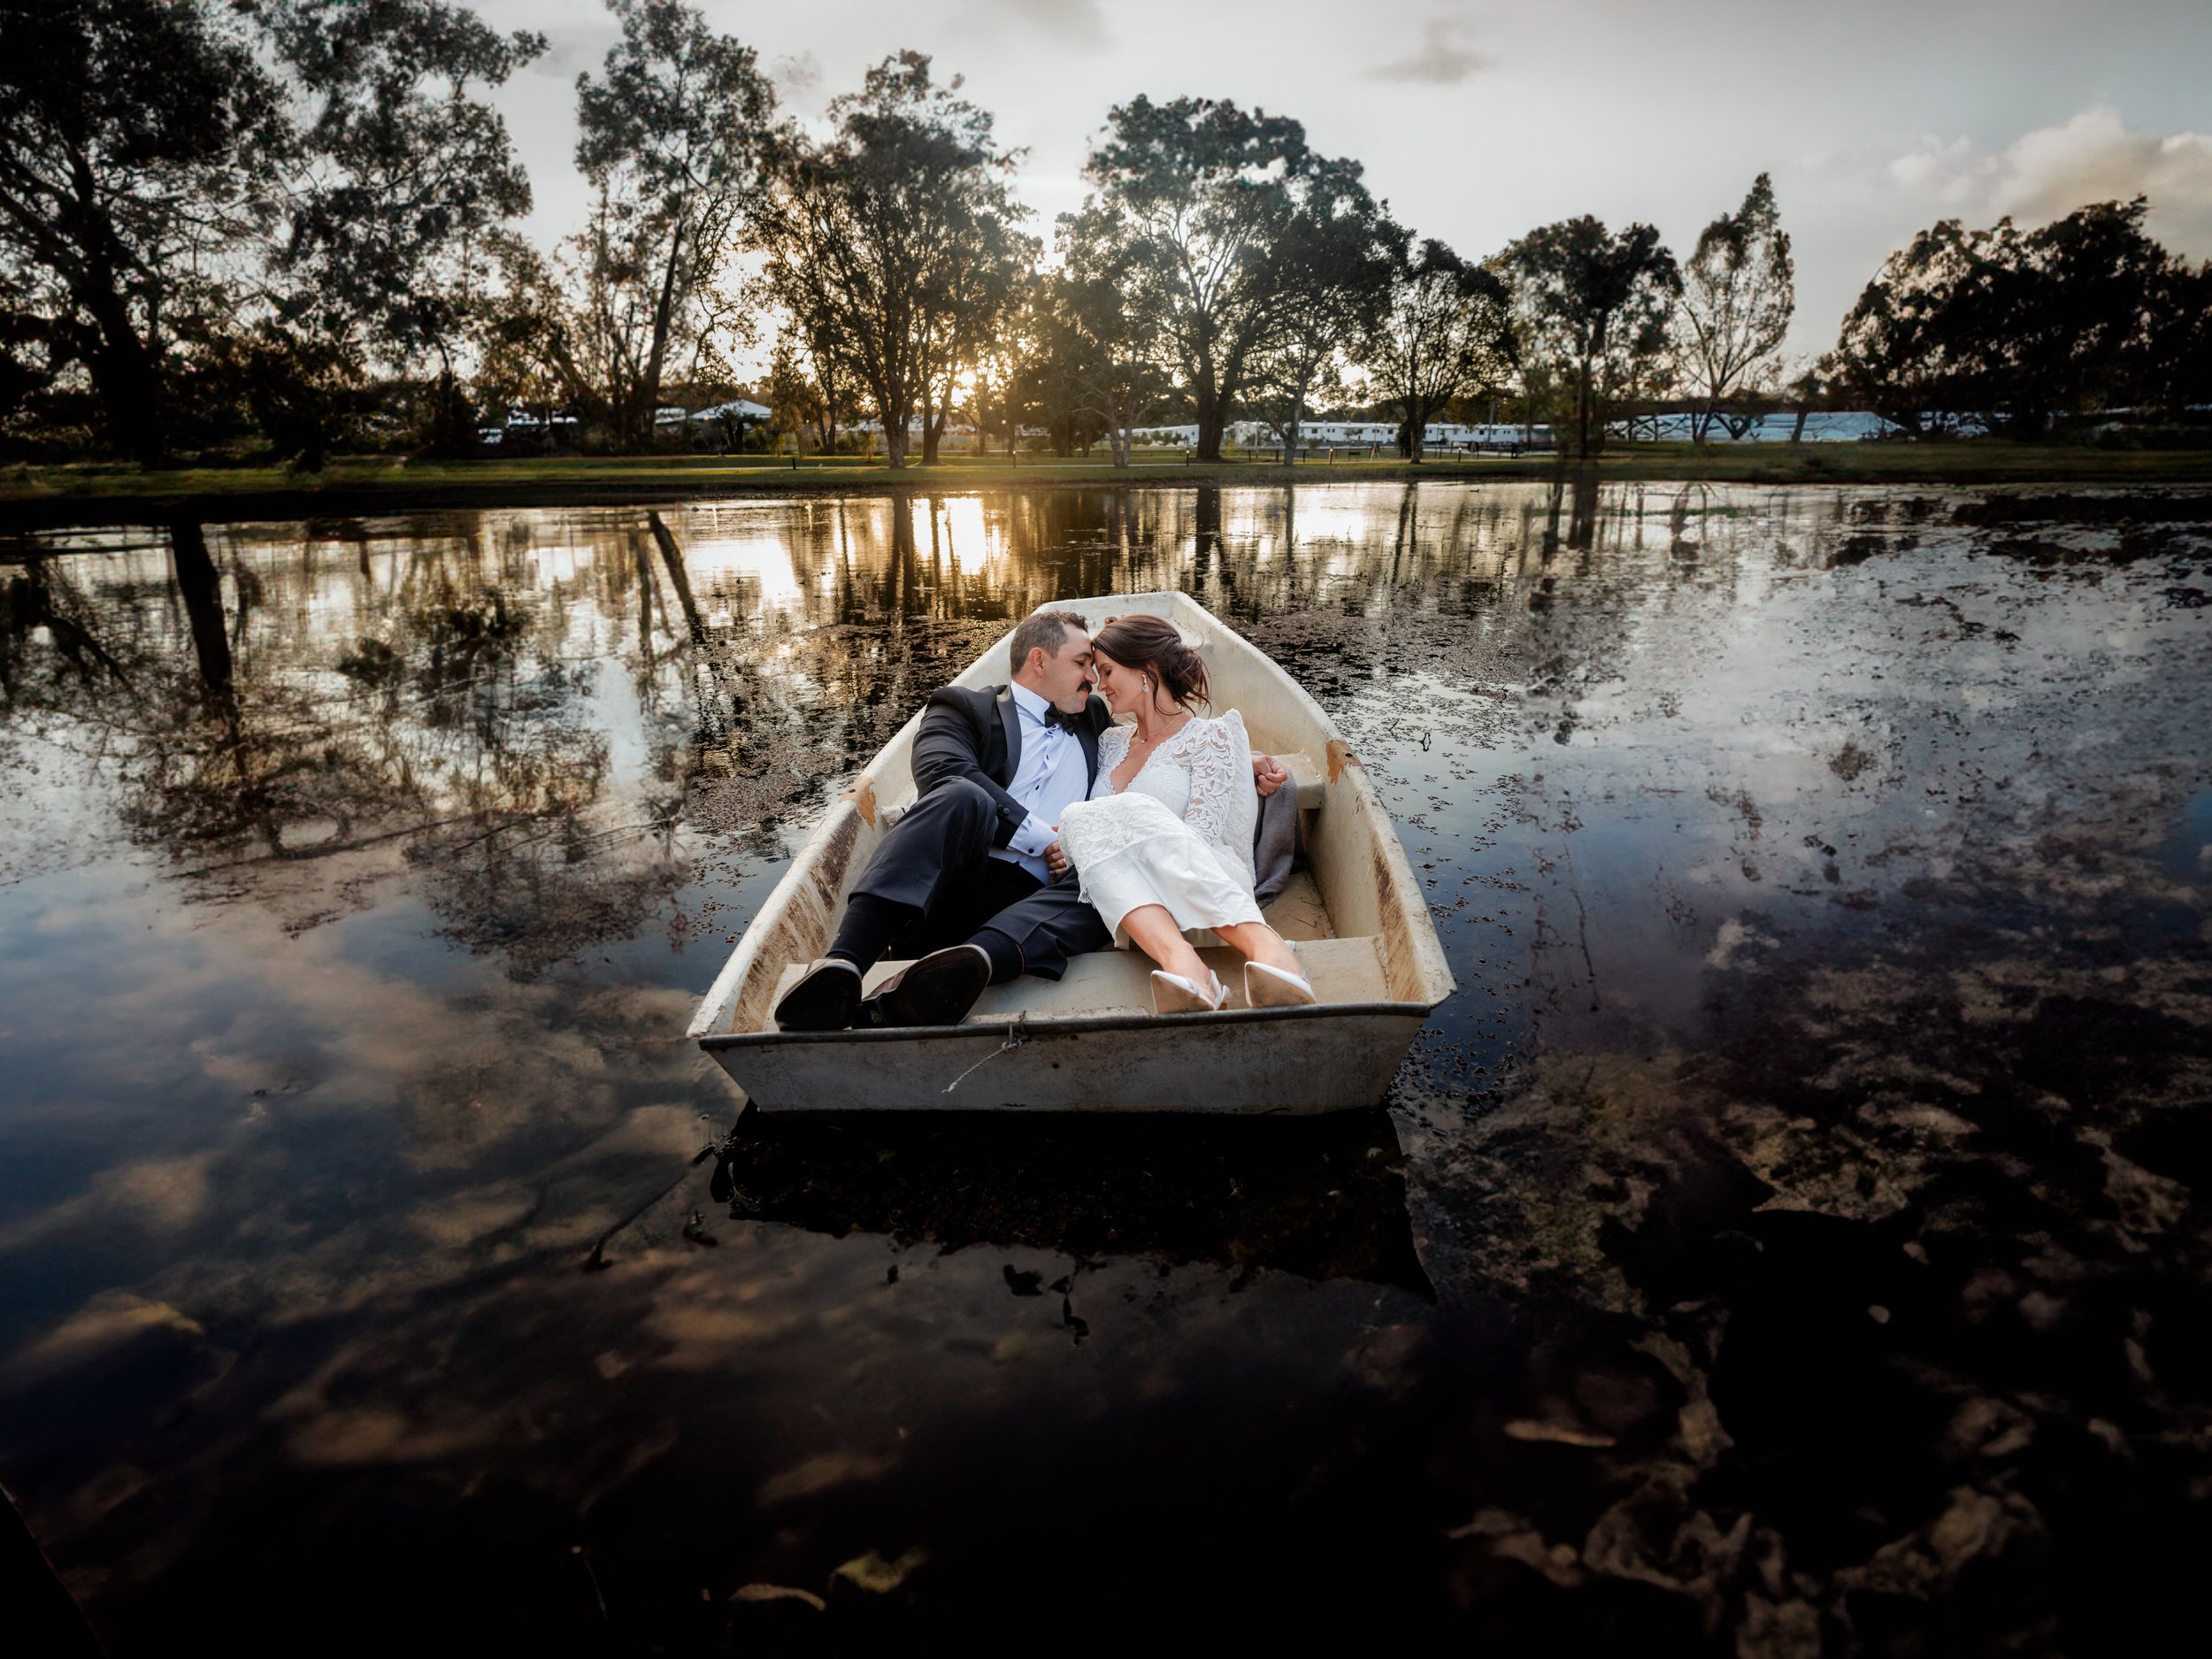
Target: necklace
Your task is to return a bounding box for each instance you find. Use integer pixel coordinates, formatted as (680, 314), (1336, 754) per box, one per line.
(1129, 710), (1190, 750)
(1122, 711), (1190, 774)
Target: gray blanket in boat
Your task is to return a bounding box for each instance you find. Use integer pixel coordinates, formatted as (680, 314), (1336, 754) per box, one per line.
(1251, 772), (1302, 906)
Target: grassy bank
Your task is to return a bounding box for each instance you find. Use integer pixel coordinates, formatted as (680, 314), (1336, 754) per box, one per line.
(6, 442), (2211, 529)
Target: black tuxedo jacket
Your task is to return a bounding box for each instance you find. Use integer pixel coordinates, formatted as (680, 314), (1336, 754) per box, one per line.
(912, 684), (1111, 849)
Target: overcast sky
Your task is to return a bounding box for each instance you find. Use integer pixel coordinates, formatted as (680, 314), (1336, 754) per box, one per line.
(474, 0), (2212, 360)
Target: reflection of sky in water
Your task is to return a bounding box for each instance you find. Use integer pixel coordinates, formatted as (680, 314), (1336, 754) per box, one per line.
(2160, 788), (2212, 879)
(2, 482), (2208, 1649)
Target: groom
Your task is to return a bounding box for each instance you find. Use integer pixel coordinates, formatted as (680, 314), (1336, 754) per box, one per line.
(774, 610), (1286, 1032)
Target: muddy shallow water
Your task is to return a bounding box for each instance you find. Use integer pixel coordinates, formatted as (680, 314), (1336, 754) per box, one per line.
(2, 480), (2208, 1653)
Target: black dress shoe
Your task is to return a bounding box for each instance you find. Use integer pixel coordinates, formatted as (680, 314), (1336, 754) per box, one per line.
(773, 957), (864, 1031)
(863, 943), (993, 1027)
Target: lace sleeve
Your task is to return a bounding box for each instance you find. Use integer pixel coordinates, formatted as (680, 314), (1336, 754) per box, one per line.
(1179, 717), (1241, 847)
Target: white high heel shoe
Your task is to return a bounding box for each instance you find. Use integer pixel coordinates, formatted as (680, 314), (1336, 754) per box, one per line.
(1151, 968), (1229, 1015)
(1244, 960), (1317, 1008)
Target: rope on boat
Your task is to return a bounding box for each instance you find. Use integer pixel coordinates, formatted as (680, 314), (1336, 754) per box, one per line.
(942, 1013), (1030, 1094)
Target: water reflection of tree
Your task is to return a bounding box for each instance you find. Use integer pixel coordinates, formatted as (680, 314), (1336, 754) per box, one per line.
(677, 489), (1221, 850)
(3, 522), (687, 980)
(9, 488), (1694, 973)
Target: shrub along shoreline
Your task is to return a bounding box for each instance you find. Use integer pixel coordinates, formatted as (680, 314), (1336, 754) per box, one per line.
(5, 443), (2211, 532)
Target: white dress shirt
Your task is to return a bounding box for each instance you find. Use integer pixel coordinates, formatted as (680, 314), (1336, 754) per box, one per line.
(991, 680), (1091, 881)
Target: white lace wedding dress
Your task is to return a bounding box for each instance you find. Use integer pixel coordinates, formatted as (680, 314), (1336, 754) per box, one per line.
(1055, 710), (1263, 944)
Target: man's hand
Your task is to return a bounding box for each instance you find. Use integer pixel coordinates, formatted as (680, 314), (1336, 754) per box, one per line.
(1044, 839), (1069, 879)
(1252, 753), (1288, 800)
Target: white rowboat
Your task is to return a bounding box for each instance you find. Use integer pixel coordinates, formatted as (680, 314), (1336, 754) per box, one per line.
(687, 591), (1455, 1111)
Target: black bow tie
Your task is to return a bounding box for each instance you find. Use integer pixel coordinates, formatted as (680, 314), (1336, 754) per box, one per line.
(1041, 704), (1084, 733)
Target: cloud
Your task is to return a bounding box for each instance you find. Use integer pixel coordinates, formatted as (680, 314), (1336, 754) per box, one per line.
(960, 0), (1109, 49)
(1886, 136), (1978, 199)
(1368, 17), (1488, 85)
(1884, 109), (2212, 257)
(1989, 108), (2212, 255)
(4, 1292), (205, 1386)
(0, 1151), (218, 1250)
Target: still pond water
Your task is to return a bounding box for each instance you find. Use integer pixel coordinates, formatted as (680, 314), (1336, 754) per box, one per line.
(3, 480), (2209, 1652)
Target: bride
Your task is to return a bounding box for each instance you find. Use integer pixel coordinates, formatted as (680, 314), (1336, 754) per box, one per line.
(1052, 614), (1317, 1014)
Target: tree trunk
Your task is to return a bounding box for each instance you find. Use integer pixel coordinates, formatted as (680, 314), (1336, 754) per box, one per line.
(890, 501), (921, 617)
(170, 520), (232, 700)
(1789, 406), (1809, 444)
(920, 383), (943, 464)
(814, 364), (839, 452)
(1569, 464), (1600, 549)
(84, 289), (169, 467)
(1195, 407), (1225, 464)
(632, 534), (657, 660)
(647, 512), (706, 642)
(632, 222), (686, 452)
(1193, 485), (1222, 577)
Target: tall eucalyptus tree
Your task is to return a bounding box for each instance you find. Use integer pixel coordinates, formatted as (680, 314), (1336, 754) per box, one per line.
(1363, 238), (1515, 461)
(1077, 97), (1375, 462)
(1055, 207), (1174, 468)
(260, 0), (545, 464)
(1835, 198), (2188, 438)
(1509, 217), (1680, 457)
(0, 0), (280, 465)
(917, 210), (1034, 463)
(1247, 161), (1398, 464)
(759, 52), (1025, 469)
(0, 0), (542, 467)
(566, 0), (779, 449)
(1676, 173), (1793, 442)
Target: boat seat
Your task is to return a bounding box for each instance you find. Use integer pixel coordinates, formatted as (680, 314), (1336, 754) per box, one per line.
(763, 935), (1388, 1029)
(1274, 750), (1325, 814)
(764, 933), (1390, 1026)
(964, 935), (1387, 1018)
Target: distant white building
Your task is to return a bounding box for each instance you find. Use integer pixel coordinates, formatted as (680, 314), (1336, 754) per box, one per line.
(1161, 420), (1554, 450)
(1607, 411), (1908, 443)
(664, 398), (772, 428)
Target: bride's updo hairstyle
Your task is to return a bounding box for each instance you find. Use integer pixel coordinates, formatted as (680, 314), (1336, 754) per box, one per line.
(1094, 614), (1210, 710)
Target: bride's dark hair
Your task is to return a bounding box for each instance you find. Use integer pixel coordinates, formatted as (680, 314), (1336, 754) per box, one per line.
(1094, 614), (1209, 710)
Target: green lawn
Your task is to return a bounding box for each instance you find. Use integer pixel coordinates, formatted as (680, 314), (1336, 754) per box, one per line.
(6, 442), (2210, 525)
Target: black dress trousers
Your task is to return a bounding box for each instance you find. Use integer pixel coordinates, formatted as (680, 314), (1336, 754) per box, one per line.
(841, 776), (1111, 979)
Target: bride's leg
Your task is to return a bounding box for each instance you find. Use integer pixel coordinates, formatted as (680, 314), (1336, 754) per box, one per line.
(1119, 903), (1211, 986)
(1213, 920), (1302, 976)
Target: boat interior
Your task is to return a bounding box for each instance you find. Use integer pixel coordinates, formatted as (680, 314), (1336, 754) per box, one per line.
(708, 592), (1447, 1041)
(764, 749), (1396, 1023)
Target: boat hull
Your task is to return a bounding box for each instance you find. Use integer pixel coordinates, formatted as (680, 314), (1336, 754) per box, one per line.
(702, 1003), (1430, 1113)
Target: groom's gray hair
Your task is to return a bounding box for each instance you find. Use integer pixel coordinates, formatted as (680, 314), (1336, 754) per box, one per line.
(1007, 611), (1091, 676)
